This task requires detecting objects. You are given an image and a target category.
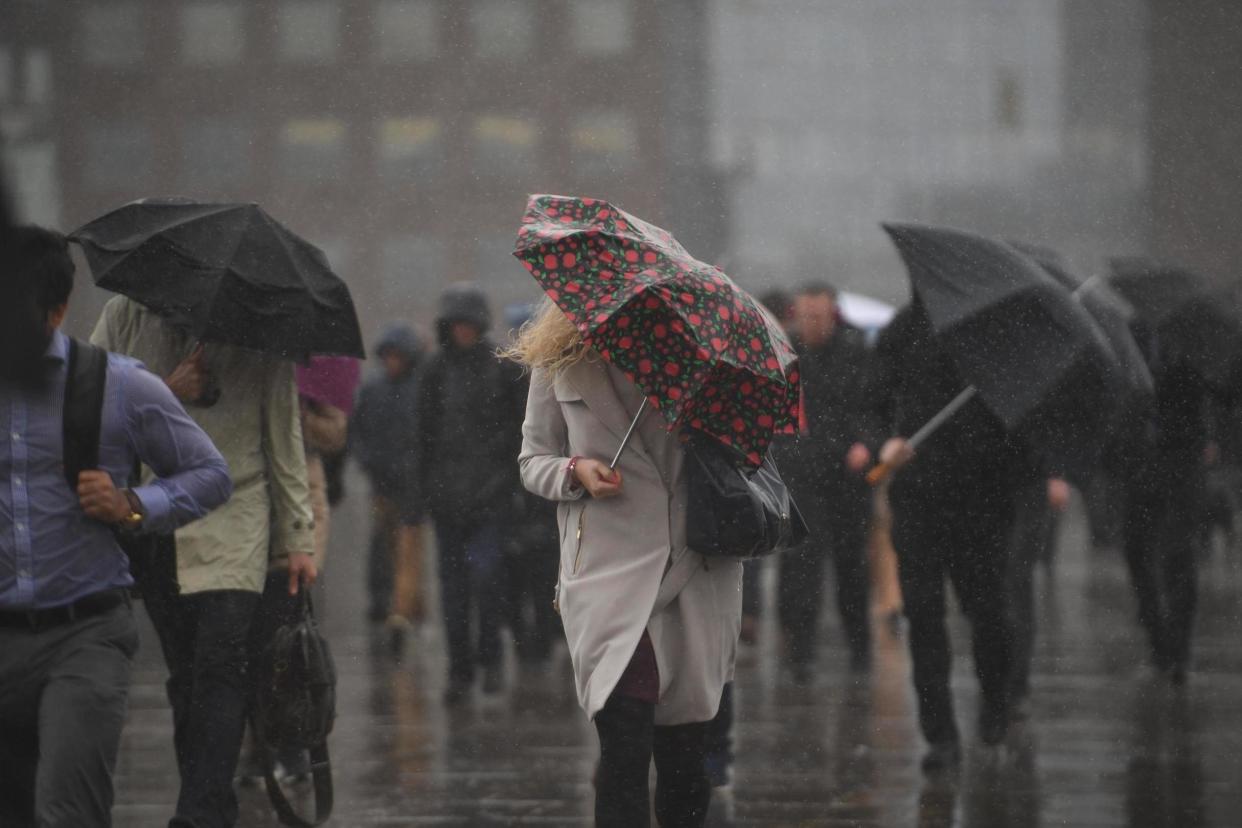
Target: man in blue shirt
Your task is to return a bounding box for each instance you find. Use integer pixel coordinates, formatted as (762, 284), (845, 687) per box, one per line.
(0, 226), (232, 828)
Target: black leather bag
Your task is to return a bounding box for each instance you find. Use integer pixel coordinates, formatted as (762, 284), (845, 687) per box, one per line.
(685, 430), (809, 559)
(252, 590), (336, 827)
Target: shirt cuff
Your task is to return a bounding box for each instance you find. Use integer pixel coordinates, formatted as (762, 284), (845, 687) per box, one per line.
(130, 483), (173, 534)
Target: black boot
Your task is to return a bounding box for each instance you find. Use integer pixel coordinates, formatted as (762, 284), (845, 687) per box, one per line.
(594, 695), (655, 828)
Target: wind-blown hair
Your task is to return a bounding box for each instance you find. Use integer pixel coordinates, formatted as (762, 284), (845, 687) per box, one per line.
(502, 299), (590, 378)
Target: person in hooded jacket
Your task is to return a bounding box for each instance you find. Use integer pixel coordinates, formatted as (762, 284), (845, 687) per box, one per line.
(350, 324), (425, 652)
(417, 285), (526, 702)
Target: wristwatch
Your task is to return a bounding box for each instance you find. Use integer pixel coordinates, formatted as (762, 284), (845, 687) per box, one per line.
(120, 489), (145, 530)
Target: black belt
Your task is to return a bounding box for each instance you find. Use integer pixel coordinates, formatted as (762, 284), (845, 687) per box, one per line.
(0, 588), (129, 632)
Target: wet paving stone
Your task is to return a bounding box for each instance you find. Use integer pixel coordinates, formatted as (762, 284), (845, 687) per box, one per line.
(112, 490), (1242, 826)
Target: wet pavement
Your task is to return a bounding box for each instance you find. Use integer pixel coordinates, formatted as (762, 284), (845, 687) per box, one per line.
(112, 484), (1242, 827)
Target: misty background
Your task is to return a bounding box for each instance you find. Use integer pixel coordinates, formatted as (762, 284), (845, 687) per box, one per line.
(2, 0), (1238, 344)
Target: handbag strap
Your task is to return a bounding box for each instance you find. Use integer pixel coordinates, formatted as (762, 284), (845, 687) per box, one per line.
(260, 740), (334, 827)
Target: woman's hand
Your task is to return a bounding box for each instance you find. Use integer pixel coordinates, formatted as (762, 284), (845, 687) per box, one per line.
(573, 458), (624, 498)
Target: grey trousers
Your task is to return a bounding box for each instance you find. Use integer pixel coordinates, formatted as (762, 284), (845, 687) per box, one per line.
(0, 603), (139, 828)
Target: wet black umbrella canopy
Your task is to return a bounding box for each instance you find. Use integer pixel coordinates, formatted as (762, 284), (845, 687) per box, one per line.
(71, 199), (365, 360)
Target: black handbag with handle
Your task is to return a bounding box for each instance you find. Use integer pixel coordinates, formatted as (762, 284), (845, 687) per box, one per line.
(685, 429), (809, 559)
(251, 589), (336, 827)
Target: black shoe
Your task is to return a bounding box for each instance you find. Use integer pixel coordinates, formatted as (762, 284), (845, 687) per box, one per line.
(979, 705), (1009, 746)
(921, 741), (962, 774)
(482, 664), (503, 695)
(443, 677), (471, 706)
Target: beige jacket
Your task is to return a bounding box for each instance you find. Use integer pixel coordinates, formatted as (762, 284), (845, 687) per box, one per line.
(519, 358), (742, 725)
(91, 296), (315, 594)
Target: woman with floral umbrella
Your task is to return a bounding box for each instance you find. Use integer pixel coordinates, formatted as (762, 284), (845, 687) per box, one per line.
(510, 195), (798, 827)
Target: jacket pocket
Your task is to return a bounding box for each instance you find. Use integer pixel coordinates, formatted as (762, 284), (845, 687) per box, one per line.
(563, 500), (588, 577)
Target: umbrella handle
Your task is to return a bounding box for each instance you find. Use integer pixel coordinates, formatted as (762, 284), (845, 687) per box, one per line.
(610, 398), (649, 470)
(864, 386), (977, 488)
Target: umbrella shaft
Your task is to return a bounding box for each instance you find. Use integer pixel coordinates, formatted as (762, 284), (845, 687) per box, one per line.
(610, 398), (649, 470)
(907, 386), (977, 450)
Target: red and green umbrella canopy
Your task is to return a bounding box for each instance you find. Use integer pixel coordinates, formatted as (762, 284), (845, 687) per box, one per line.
(514, 194), (799, 466)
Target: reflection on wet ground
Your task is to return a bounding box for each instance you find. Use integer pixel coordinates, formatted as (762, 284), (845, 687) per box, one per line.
(113, 490), (1242, 826)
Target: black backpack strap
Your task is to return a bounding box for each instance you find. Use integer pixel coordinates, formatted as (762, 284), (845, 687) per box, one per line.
(261, 741), (334, 827)
(62, 338), (109, 492)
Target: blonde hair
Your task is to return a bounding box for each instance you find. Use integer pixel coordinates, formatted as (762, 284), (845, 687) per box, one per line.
(503, 299), (590, 377)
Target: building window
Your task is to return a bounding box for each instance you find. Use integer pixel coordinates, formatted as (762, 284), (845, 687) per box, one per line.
(80, 3), (145, 67)
(375, 0), (439, 62)
(181, 3), (246, 66)
(570, 0), (632, 56)
(379, 235), (446, 306)
(278, 118), (346, 185)
(471, 0), (534, 60)
(25, 50), (53, 105)
(180, 121), (253, 191)
(570, 112), (637, 174)
(378, 117), (444, 181)
(84, 124), (153, 191)
(276, 1), (341, 63)
(471, 115), (536, 176)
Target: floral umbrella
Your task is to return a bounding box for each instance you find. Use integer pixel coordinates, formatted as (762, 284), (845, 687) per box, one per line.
(513, 194), (799, 466)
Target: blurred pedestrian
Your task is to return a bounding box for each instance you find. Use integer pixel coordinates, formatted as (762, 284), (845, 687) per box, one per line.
(91, 295), (317, 828)
(1006, 475), (1068, 716)
(777, 282), (877, 680)
(1, 227), (231, 828)
(871, 301), (1033, 772)
(1117, 327), (1215, 685)
(502, 304), (561, 664)
(418, 285), (526, 701)
(513, 301), (741, 827)
(351, 324), (426, 650)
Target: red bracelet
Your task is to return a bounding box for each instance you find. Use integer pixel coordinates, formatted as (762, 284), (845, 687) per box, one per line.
(566, 456), (583, 490)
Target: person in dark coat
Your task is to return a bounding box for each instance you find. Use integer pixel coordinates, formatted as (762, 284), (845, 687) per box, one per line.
(777, 282), (877, 680)
(1116, 323), (1216, 685)
(870, 301), (1034, 771)
(500, 303), (561, 664)
(418, 284), (526, 702)
(350, 324), (425, 649)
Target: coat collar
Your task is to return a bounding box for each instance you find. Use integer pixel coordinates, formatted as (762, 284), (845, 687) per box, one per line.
(561, 357), (655, 468)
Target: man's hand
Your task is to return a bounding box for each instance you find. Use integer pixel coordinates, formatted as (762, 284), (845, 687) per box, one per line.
(573, 458), (624, 499)
(845, 442), (872, 473)
(879, 437), (915, 472)
(165, 344), (209, 403)
(287, 553), (318, 595)
(77, 471), (130, 524)
(1046, 477), (1071, 512)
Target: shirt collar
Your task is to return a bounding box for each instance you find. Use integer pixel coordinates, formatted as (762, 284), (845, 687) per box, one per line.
(45, 330), (70, 366)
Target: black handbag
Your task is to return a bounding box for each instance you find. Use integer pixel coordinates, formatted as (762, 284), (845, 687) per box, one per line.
(251, 590), (336, 827)
(685, 430), (809, 559)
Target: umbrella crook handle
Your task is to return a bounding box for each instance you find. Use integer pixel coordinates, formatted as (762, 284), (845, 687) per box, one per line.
(865, 386), (978, 487)
(610, 398), (649, 470)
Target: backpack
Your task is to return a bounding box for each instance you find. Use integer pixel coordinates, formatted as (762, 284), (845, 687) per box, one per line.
(61, 338), (109, 490)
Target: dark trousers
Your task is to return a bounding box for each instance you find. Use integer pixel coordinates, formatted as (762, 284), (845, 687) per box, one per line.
(435, 518), (504, 683)
(890, 487), (1014, 746)
(505, 545), (560, 661)
(778, 484), (872, 665)
(1006, 481), (1059, 701)
(1122, 459), (1202, 673)
(594, 694), (712, 828)
(0, 603), (138, 828)
(140, 550), (260, 828)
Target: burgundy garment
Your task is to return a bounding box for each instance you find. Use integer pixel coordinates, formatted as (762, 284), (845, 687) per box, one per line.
(296, 355), (361, 415)
(614, 630), (660, 704)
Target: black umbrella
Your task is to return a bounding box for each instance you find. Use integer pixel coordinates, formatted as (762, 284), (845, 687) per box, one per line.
(1010, 243), (1153, 399)
(871, 223), (1121, 487)
(1108, 257), (1240, 387)
(70, 199), (364, 360)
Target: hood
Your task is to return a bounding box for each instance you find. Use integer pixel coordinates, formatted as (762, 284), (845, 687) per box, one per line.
(436, 282), (492, 346)
(373, 323), (423, 363)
